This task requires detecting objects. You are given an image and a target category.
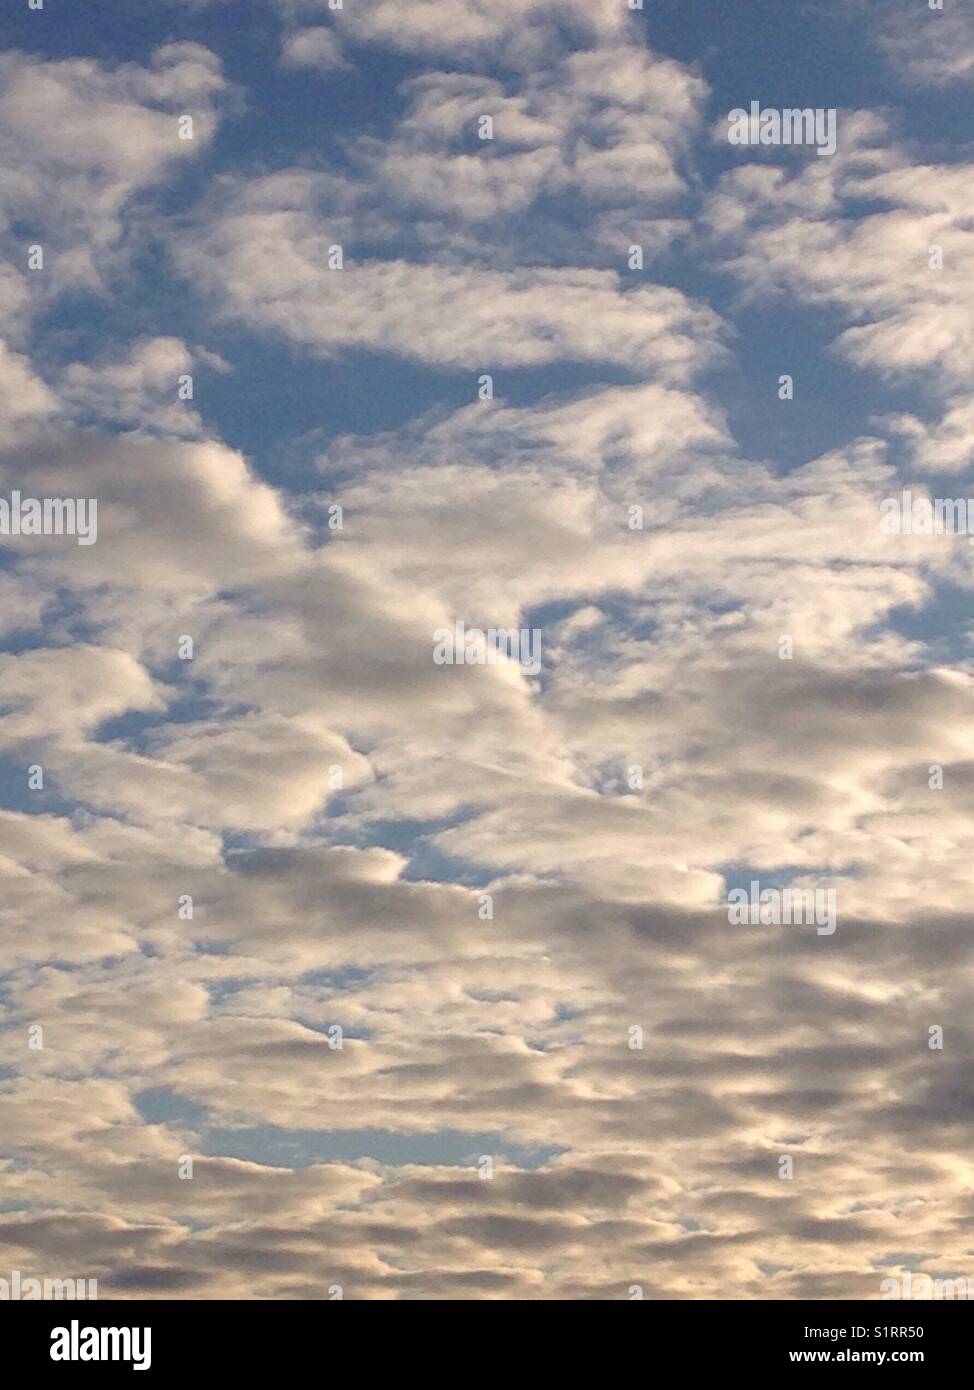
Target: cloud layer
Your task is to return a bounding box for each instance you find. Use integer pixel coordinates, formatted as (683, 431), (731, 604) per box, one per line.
(2, 2), (974, 1300)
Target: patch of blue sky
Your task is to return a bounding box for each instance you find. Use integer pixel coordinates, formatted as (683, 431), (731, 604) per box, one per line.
(92, 695), (247, 754)
(721, 862), (852, 898)
(133, 1088), (564, 1169)
(202, 1124), (564, 1170)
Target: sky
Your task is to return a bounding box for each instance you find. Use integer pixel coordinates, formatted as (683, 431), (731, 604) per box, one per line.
(1, 0), (974, 1300)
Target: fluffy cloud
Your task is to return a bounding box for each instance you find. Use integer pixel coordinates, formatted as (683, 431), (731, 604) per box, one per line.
(3, 0), (974, 1304)
(880, 2), (974, 86)
(280, 27), (347, 71)
(178, 207), (724, 375)
(280, 0), (633, 64)
(0, 44), (228, 302)
(706, 120), (974, 390)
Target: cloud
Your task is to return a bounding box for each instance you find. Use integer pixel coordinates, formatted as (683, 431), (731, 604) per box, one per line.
(280, 27), (347, 70)
(57, 337), (230, 438)
(705, 120), (974, 390)
(0, 45), (228, 302)
(880, 2), (974, 86)
(280, 0), (632, 64)
(879, 396), (974, 473)
(176, 190), (725, 375)
(0, 341), (58, 445)
(4, 0), (974, 1303)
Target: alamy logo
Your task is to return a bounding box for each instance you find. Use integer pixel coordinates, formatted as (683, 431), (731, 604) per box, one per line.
(1, 1270), (97, 1300)
(728, 880), (837, 935)
(880, 490), (974, 541)
(50, 1321), (151, 1372)
(0, 490), (97, 545)
(433, 620), (541, 675)
(881, 1270), (972, 1300)
(727, 102), (837, 156)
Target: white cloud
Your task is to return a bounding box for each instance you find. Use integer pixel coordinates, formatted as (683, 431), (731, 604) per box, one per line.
(177, 186), (725, 376)
(281, 26), (347, 70)
(58, 337), (230, 438)
(706, 123), (974, 390)
(5, 0), (974, 1304)
(282, 0), (632, 63)
(881, 2), (974, 86)
(0, 45), (228, 301)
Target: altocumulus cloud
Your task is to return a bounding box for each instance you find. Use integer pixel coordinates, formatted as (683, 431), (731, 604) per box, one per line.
(1, 0), (973, 1302)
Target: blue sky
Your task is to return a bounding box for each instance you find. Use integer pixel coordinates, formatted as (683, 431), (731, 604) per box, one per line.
(2, 0), (974, 1300)
(10, 0), (973, 476)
